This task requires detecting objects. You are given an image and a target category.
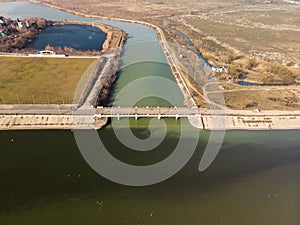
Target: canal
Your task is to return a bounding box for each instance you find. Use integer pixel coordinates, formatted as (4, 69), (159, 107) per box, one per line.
(0, 2), (300, 225)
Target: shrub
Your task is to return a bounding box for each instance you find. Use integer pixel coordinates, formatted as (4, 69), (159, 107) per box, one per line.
(245, 58), (259, 70)
(225, 50), (237, 64)
(267, 64), (294, 84)
(227, 65), (240, 79)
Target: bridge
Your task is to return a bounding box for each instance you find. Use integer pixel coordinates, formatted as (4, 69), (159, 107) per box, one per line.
(2, 104), (300, 130)
(95, 106), (210, 120)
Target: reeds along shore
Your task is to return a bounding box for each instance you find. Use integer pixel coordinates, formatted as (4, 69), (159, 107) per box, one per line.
(49, 21), (127, 55)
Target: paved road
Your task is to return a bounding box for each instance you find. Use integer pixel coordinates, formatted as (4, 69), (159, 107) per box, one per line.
(2, 104), (300, 117)
(0, 104), (76, 115)
(95, 107), (300, 117)
(0, 54), (100, 59)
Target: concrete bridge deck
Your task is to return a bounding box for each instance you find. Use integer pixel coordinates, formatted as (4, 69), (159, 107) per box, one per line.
(1, 104), (300, 130)
(95, 106), (206, 119)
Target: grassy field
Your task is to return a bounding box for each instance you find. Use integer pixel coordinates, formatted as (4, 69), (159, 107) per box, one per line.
(183, 9), (300, 66)
(208, 87), (300, 110)
(0, 57), (95, 104)
(26, 0), (245, 19)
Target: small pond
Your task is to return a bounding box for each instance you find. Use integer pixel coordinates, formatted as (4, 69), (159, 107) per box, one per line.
(27, 24), (107, 51)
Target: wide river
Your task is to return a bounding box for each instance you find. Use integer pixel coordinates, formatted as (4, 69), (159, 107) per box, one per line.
(0, 2), (300, 225)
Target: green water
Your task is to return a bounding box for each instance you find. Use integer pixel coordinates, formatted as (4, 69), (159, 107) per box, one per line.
(108, 62), (184, 107)
(1, 127), (300, 225)
(0, 2), (300, 225)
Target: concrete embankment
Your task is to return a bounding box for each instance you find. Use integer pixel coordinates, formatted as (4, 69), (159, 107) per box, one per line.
(1, 106), (300, 130)
(201, 111), (300, 130)
(0, 114), (108, 130)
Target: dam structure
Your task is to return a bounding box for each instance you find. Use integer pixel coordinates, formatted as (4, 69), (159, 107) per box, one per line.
(2, 103), (300, 130)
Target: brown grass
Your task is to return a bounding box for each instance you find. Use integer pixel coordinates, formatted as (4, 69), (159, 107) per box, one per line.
(0, 57), (95, 104)
(208, 88), (300, 110)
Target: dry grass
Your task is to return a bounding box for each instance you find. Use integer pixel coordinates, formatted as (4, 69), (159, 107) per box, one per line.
(184, 14), (300, 66)
(28, 0), (249, 19)
(0, 57), (95, 104)
(208, 88), (300, 110)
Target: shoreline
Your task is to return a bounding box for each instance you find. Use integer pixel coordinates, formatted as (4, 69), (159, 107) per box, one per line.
(51, 21), (116, 54)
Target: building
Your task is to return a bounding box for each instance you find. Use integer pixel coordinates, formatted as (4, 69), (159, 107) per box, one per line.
(0, 27), (5, 36)
(17, 21), (26, 29)
(212, 66), (228, 73)
(23, 19), (30, 28)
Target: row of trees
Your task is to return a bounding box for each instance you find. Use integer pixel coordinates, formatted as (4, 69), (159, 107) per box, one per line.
(0, 27), (38, 51)
(262, 64), (295, 85)
(45, 44), (102, 56)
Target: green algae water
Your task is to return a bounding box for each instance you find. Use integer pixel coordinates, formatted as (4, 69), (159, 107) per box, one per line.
(1, 128), (300, 225)
(0, 2), (300, 225)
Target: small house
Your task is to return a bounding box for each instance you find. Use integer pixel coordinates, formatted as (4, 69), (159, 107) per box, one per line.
(0, 27), (5, 36)
(212, 66), (228, 73)
(23, 19), (30, 28)
(17, 21), (26, 29)
(0, 16), (4, 24)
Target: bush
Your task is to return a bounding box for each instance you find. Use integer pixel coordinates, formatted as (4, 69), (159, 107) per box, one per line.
(268, 64), (292, 76)
(267, 64), (294, 84)
(245, 102), (258, 108)
(227, 65), (240, 79)
(225, 51), (236, 64)
(245, 58), (259, 70)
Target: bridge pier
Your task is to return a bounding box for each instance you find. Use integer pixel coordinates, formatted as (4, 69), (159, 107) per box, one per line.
(158, 114), (161, 120)
(117, 114), (120, 121)
(135, 114), (138, 121)
(176, 114), (179, 120)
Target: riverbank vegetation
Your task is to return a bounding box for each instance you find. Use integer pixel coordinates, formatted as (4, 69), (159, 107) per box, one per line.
(43, 21), (127, 56)
(0, 17), (52, 52)
(0, 57), (95, 104)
